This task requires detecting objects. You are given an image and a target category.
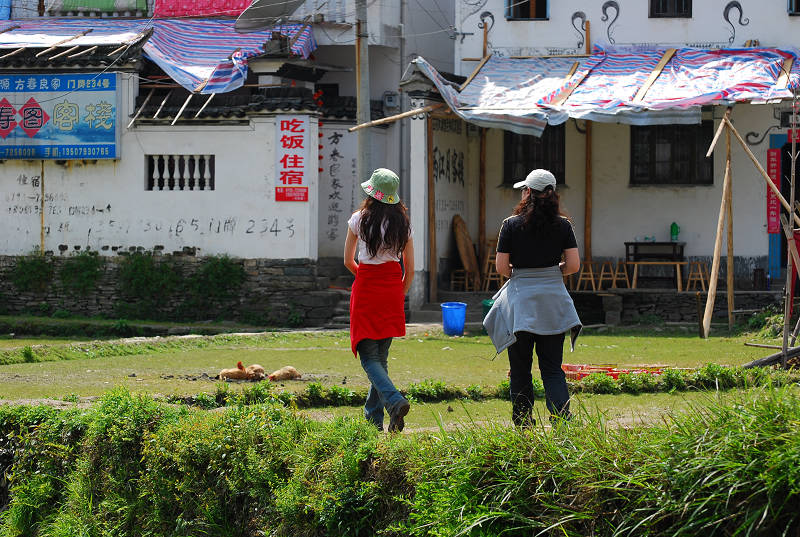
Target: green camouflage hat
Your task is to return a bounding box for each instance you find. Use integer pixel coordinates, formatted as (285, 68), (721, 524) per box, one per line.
(361, 168), (400, 204)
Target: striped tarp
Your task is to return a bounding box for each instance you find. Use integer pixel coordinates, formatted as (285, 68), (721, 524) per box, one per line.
(0, 18), (317, 94)
(414, 45), (800, 135)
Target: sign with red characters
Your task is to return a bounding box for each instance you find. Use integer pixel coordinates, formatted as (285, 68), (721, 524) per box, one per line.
(767, 148), (781, 234)
(275, 115), (309, 202)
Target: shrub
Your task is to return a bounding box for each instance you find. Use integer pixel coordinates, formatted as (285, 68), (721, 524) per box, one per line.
(59, 251), (104, 296)
(747, 306), (784, 338)
(581, 372), (621, 394)
(618, 372), (660, 394)
(21, 346), (35, 363)
(328, 384), (358, 406)
(12, 255), (53, 293)
(116, 253), (181, 320)
(466, 384), (484, 400)
(180, 256), (246, 319)
(661, 368), (688, 392)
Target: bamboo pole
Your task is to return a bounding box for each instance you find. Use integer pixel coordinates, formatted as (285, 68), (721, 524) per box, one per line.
(459, 55), (491, 92)
(726, 124), (735, 330)
(126, 88), (154, 129)
(724, 116), (800, 228)
(479, 128), (487, 272)
(702, 110), (733, 338)
(349, 103), (444, 132)
(784, 93), (799, 367)
(427, 115), (437, 303)
(584, 120), (592, 262)
(482, 21), (488, 57)
(39, 161), (44, 255)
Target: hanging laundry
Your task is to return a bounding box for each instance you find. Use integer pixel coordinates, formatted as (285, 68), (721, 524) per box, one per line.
(153, 0), (252, 18)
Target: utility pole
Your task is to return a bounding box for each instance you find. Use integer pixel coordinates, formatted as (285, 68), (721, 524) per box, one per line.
(355, 0), (371, 185)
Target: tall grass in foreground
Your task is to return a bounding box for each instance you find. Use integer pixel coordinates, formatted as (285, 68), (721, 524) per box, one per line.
(1, 386), (799, 536)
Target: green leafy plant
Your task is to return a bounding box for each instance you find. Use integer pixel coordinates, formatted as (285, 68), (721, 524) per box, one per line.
(116, 253), (181, 320)
(21, 346), (35, 363)
(180, 256), (246, 319)
(581, 372), (622, 394)
(59, 252), (104, 296)
(466, 384), (484, 400)
(12, 255), (54, 293)
(50, 309), (71, 319)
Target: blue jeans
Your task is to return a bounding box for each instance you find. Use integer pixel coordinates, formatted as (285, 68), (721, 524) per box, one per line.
(358, 337), (407, 429)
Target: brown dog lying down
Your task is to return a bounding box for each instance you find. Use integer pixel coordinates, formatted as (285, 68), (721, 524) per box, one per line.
(268, 365), (302, 381)
(219, 361), (266, 381)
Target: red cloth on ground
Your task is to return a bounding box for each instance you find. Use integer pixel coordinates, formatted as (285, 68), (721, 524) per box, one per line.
(349, 261), (406, 357)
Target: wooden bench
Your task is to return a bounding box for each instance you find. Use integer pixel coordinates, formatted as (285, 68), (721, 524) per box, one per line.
(628, 261), (689, 291)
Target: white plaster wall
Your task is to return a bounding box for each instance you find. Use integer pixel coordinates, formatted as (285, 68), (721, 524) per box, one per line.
(477, 105), (774, 262)
(483, 120), (586, 247)
(431, 119), (479, 266)
(0, 74), (319, 259)
(455, 0), (800, 76)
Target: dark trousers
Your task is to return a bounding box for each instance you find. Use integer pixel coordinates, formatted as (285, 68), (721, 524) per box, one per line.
(507, 331), (570, 425)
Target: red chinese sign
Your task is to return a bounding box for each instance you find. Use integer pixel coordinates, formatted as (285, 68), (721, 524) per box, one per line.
(767, 148), (781, 234)
(276, 186), (309, 201)
(788, 129), (800, 143)
(275, 115), (309, 202)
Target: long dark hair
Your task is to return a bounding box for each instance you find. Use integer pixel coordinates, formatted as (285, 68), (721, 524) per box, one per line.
(358, 197), (410, 258)
(512, 186), (568, 235)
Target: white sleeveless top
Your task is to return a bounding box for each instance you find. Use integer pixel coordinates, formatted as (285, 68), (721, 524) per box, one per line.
(348, 210), (409, 264)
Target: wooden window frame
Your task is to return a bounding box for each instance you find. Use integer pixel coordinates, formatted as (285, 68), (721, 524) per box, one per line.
(629, 122), (714, 186)
(505, 0), (549, 21)
(502, 125), (565, 187)
(649, 0), (692, 18)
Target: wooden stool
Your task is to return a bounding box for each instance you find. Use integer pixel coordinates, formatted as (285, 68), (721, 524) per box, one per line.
(685, 261), (710, 291)
(482, 256), (505, 291)
(575, 261), (597, 291)
(612, 259), (630, 288)
(563, 272), (575, 290)
(451, 269), (473, 291)
(597, 260), (615, 289)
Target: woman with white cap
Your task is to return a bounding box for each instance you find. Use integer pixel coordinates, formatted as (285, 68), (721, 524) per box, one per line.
(344, 168), (414, 433)
(483, 169), (582, 426)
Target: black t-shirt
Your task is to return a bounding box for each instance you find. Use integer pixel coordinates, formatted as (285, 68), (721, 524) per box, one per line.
(496, 215), (577, 268)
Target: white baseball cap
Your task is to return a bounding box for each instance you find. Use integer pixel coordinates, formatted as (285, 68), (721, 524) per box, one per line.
(513, 169), (557, 191)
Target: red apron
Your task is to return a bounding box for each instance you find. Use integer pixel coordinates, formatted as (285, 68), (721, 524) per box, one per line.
(349, 261), (406, 356)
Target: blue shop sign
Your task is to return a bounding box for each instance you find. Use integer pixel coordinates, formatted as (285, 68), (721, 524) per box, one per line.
(0, 73), (120, 159)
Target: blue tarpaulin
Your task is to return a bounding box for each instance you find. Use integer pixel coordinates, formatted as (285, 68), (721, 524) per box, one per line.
(0, 18), (317, 94)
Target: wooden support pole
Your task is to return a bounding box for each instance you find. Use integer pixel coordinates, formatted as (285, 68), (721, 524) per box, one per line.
(724, 116), (800, 228)
(479, 128), (487, 269)
(48, 45), (80, 60)
(482, 22), (488, 57)
(39, 161), (44, 255)
(126, 88), (154, 129)
(459, 54), (491, 92)
(633, 48), (675, 103)
(584, 120), (592, 261)
(35, 30), (92, 58)
(743, 345), (800, 369)
(153, 90), (172, 119)
(194, 93), (215, 118)
(171, 94), (193, 126)
(585, 20), (591, 55)
(349, 103), (444, 132)
(702, 116), (733, 338)
(726, 124), (735, 330)
(427, 115), (437, 303)
(67, 45), (98, 59)
(0, 47), (26, 60)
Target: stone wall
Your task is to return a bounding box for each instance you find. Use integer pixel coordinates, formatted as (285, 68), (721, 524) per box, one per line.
(597, 290), (783, 325)
(0, 254), (341, 327)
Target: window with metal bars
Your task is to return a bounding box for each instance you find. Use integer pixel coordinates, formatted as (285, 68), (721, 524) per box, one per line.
(503, 125), (565, 186)
(790, 0), (800, 15)
(630, 122), (713, 186)
(505, 0), (548, 20)
(649, 0), (691, 18)
(146, 154), (215, 191)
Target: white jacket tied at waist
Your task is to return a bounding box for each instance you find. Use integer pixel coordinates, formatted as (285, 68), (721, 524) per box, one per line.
(483, 266), (582, 355)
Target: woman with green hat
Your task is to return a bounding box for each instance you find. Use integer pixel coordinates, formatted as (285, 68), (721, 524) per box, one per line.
(344, 168), (414, 433)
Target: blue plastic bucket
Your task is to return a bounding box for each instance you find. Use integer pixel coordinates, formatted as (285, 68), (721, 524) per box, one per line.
(441, 302), (467, 336)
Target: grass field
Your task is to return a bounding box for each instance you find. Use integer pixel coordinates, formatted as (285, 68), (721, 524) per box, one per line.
(0, 324), (782, 430)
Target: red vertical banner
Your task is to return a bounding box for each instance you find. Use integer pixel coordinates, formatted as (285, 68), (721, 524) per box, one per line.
(767, 148), (781, 234)
(275, 115), (309, 202)
(787, 129), (800, 143)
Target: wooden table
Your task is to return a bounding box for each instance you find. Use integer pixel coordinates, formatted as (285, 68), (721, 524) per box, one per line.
(628, 261), (689, 291)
